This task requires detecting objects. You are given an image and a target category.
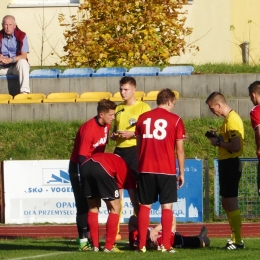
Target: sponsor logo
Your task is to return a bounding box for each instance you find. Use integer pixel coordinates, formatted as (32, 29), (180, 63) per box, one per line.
(42, 168), (70, 186)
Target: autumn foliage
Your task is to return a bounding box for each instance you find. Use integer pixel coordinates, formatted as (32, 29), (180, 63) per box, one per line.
(58, 0), (197, 68)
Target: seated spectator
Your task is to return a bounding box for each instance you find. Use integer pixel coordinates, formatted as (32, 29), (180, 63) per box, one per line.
(128, 215), (210, 252)
(0, 15), (30, 94)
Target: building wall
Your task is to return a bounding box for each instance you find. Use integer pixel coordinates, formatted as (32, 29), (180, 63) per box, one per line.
(230, 0), (260, 64)
(1, 0), (260, 66)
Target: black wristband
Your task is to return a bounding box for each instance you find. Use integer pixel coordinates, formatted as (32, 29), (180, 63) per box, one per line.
(216, 138), (220, 146)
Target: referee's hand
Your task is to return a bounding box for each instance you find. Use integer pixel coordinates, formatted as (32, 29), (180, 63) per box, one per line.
(177, 174), (184, 189)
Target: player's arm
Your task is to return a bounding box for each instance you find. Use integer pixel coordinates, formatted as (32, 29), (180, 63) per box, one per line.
(255, 126), (260, 157)
(217, 136), (241, 152)
(176, 139), (185, 189)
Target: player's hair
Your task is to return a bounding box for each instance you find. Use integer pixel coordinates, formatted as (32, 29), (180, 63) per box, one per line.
(248, 81), (260, 95)
(157, 88), (175, 105)
(2, 15), (16, 25)
(119, 76), (136, 87)
(97, 99), (117, 114)
(205, 92), (226, 105)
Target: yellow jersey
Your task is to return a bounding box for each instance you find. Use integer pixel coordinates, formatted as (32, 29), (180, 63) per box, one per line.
(115, 100), (151, 148)
(218, 110), (244, 160)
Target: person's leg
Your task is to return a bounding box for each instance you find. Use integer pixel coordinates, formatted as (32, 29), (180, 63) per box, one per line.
(138, 204), (150, 250)
(219, 158), (242, 247)
(114, 146), (138, 237)
(104, 198), (121, 251)
(69, 161), (89, 241)
(12, 59), (30, 93)
(87, 198), (100, 251)
(223, 197), (242, 245)
(0, 65), (9, 76)
(161, 204), (173, 250)
(180, 235), (210, 248)
(159, 175), (177, 251)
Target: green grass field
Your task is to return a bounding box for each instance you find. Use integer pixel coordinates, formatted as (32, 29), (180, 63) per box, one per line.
(0, 238), (259, 260)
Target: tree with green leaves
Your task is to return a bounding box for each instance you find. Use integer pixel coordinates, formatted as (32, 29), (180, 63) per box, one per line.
(58, 0), (198, 68)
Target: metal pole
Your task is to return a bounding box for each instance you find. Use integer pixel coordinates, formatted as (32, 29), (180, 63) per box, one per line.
(204, 157), (210, 221)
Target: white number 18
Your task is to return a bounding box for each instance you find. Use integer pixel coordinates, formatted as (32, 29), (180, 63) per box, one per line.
(143, 118), (167, 140)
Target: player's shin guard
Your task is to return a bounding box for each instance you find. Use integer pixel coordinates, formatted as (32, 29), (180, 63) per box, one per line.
(87, 212), (99, 248)
(230, 209), (242, 244)
(161, 209), (173, 250)
(105, 213), (120, 250)
(138, 205), (150, 250)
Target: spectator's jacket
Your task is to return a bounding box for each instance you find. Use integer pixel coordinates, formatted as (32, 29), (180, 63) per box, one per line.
(0, 27), (26, 56)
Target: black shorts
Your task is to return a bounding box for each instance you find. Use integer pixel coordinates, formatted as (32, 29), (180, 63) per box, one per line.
(114, 146), (138, 178)
(218, 157), (242, 198)
(137, 173), (177, 204)
(80, 160), (120, 200)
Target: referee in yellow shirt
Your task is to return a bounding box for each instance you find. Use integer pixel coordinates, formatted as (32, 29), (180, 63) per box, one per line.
(205, 92), (244, 250)
(111, 76), (151, 239)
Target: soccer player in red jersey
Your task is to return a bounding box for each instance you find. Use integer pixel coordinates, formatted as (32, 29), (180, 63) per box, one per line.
(69, 99), (117, 251)
(248, 81), (260, 196)
(135, 88), (186, 253)
(80, 153), (136, 252)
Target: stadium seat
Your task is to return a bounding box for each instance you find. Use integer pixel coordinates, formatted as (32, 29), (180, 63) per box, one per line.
(92, 67), (127, 77)
(59, 68), (94, 78)
(142, 91), (159, 101)
(76, 92), (112, 102)
(158, 66), (194, 76)
(124, 67), (160, 76)
(142, 90), (179, 101)
(0, 94), (13, 104)
(0, 75), (19, 79)
(110, 91), (145, 102)
(9, 93), (46, 104)
(29, 69), (61, 78)
(43, 92), (79, 103)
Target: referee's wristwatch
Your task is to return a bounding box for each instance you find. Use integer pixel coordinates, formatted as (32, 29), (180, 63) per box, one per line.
(215, 138), (221, 146)
(11, 57), (15, 63)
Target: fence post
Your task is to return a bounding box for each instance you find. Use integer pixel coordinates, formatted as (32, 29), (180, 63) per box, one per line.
(204, 157), (210, 222)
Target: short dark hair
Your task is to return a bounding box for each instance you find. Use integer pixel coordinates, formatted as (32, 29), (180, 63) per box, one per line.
(119, 76), (136, 87)
(97, 99), (117, 114)
(157, 88), (175, 106)
(248, 81), (260, 95)
(205, 92), (226, 105)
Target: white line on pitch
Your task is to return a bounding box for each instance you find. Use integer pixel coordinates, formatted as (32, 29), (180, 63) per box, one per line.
(8, 251), (72, 260)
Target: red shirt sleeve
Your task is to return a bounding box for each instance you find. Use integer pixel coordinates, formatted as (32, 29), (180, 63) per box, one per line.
(250, 106), (260, 130)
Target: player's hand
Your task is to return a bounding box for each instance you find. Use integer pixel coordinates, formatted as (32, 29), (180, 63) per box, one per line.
(177, 174), (184, 189)
(149, 228), (159, 242)
(116, 130), (135, 139)
(110, 132), (118, 140)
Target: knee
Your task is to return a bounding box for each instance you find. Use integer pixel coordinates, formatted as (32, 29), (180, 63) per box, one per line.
(16, 59), (29, 69)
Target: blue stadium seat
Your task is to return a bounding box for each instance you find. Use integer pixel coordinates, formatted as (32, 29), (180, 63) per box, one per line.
(29, 69), (61, 78)
(92, 67), (127, 77)
(59, 68), (94, 78)
(0, 75), (19, 79)
(124, 67), (160, 76)
(158, 66), (194, 76)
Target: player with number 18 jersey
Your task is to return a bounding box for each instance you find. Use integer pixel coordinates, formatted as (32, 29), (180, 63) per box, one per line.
(135, 107), (186, 175)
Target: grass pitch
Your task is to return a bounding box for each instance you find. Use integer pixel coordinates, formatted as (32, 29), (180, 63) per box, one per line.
(0, 238), (260, 260)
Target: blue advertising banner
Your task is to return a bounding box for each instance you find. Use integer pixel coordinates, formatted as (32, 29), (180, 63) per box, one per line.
(122, 159), (203, 223)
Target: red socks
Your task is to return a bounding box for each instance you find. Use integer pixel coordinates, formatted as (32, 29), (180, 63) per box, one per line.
(105, 213), (120, 250)
(87, 212), (99, 248)
(162, 209), (173, 250)
(138, 205), (150, 249)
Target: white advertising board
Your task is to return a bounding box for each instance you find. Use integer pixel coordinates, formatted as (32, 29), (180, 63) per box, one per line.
(3, 159), (203, 224)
